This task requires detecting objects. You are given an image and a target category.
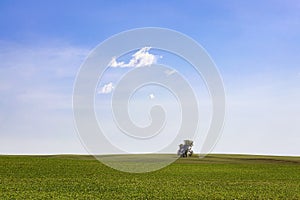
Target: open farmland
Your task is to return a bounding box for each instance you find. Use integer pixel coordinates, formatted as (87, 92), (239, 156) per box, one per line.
(0, 154), (299, 199)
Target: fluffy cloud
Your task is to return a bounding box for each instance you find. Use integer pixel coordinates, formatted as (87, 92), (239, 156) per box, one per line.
(99, 82), (114, 94)
(109, 57), (126, 67)
(109, 47), (159, 68)
(149, 93), (155, 100)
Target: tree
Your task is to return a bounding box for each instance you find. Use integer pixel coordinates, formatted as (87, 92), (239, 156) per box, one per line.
(177, 140), (194, 157)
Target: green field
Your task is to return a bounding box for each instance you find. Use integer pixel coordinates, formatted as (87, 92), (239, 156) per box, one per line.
(0, 154), (299, 199)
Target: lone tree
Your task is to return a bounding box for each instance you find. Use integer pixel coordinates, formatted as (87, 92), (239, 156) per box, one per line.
(177, 140), (194, 157)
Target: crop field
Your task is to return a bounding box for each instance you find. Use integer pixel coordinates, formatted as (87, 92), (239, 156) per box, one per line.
(0, 154), (299, 199)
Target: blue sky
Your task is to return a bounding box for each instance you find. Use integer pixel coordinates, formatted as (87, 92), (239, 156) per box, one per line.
(0, 0), (299, 155)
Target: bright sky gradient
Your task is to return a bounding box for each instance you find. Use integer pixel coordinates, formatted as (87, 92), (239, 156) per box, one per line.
(0, 0), (299, 155)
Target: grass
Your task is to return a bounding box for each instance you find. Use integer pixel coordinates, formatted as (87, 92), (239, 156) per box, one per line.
(0, 154), (299, 199)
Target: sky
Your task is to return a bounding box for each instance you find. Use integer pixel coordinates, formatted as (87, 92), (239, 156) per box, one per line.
(0, 0), (299, 155)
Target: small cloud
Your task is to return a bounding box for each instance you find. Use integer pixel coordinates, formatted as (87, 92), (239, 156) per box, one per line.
(99, 82), (114, 94)
(149, 93), (155, 100)
(109, 47), (160, 68)
(165, 69), (177, 76)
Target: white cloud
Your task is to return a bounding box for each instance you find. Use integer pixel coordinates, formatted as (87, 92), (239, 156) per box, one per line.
(109, 57), (126, 67)
(99, 82), (114, 94)
(109, 47), (159, 68)
(149, 93), (155, 100)
(164, 69), (177, 76)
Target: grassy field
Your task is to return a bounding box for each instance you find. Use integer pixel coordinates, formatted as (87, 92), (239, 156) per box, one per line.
(0, 154), (299, 199)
